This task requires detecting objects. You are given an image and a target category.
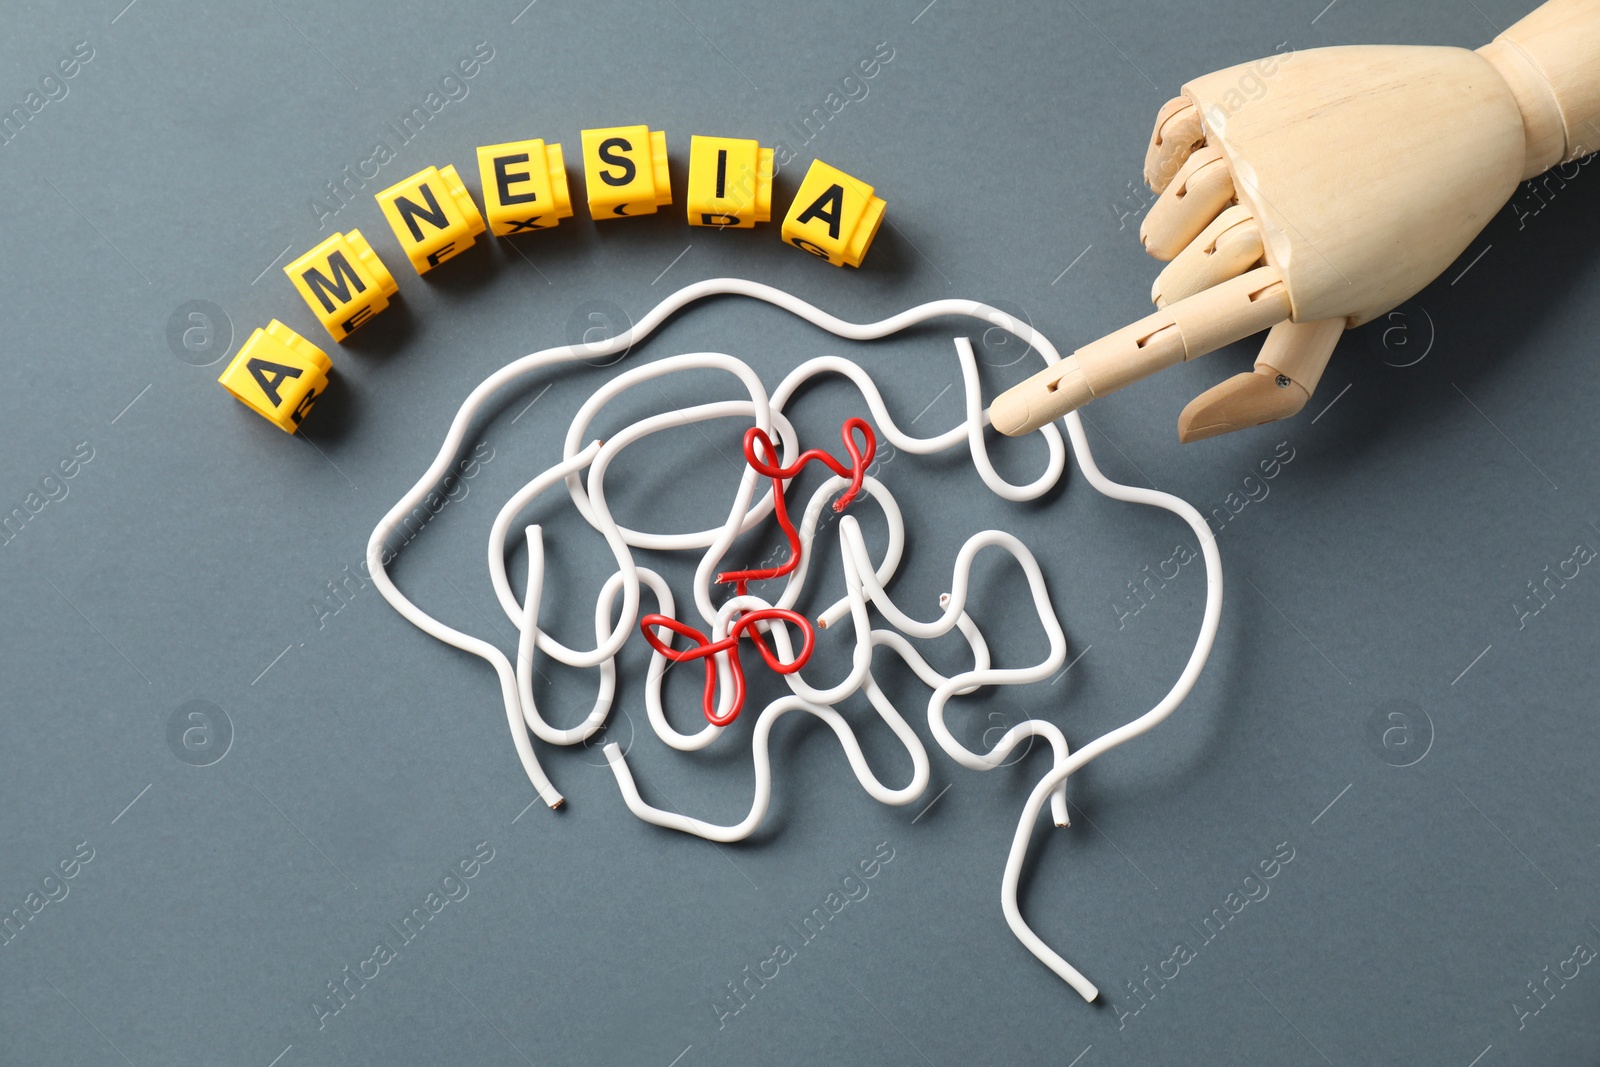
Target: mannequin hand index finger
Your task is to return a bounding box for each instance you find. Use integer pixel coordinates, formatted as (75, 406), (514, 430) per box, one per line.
(991, 267), (1290, 436)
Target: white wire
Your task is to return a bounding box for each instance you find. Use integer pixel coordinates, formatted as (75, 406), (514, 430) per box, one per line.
(490, 401), (796, 631)
(558, 355), (782, 554)
(997, 415), (1222, 1003)
(365, 278), (1223, 1006)
(839, 516), (1074, 829)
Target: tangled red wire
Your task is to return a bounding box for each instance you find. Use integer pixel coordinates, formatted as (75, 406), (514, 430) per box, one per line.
(717, 417), (875, 595)
(638, 609), (816, 727)
(638, 417), (877, 726)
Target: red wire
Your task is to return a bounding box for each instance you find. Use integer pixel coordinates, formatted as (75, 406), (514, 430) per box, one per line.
(716, 417), (876, 595)
(639, 609), (815, 727)
(635, 417), (877, 727)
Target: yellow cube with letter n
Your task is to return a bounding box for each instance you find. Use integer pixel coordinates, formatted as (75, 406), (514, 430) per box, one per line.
(375, 164), (487, 273)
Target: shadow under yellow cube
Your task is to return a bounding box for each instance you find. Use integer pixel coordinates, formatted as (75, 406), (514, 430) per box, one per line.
(375, 164), (486, 273)
(581, 125), (671, 219)
(284, 230), (398, 342)
(781, 159), (886, 268)
(218, 321), (332, 433)
(686, 135), (773, 228)
(477, 139), (573, 236)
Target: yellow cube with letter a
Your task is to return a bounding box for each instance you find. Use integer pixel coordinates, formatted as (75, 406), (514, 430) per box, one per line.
(686, 135), (773, 228)
(477, 139), (573, 236)
(217, 321), (332, 433)
(284, 230), (398, 342)
(581, 124), (672, 219)
(374, 164), (487, 273)
(781, 159), (886, 268)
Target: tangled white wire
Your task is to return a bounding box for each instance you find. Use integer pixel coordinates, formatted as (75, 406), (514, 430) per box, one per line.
(366, 279), (1223, 1003)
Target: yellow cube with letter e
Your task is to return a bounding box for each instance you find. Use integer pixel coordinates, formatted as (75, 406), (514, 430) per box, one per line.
(217, 321), (332, 433)
(781, 159), (885, 268)
(582, 124), (672, 219)
(284, 230), (398, 342)
(686, 135), (773, 228)
(375, 164), (487, 273)
(477, 139), (573, 236)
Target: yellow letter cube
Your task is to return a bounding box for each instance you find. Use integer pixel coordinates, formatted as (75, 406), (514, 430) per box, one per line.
(284, 230), (398, 342)
(477, 139), (573, 236)
(374, 164), (487, 273)
(686, 135), (773, 228)
(781, 159), (886, 268)
(218, 321), (332, 434)
(581, 125), (671, 219)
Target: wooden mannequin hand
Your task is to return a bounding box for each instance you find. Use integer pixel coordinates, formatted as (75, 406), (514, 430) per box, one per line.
(991, 0), (1600, 442)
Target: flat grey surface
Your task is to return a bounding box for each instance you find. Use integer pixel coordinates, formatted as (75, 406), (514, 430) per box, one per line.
(2, 1), (1598, 1064)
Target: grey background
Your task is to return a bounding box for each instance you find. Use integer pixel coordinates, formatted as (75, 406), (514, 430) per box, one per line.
(1, 0), (1596, 1063)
